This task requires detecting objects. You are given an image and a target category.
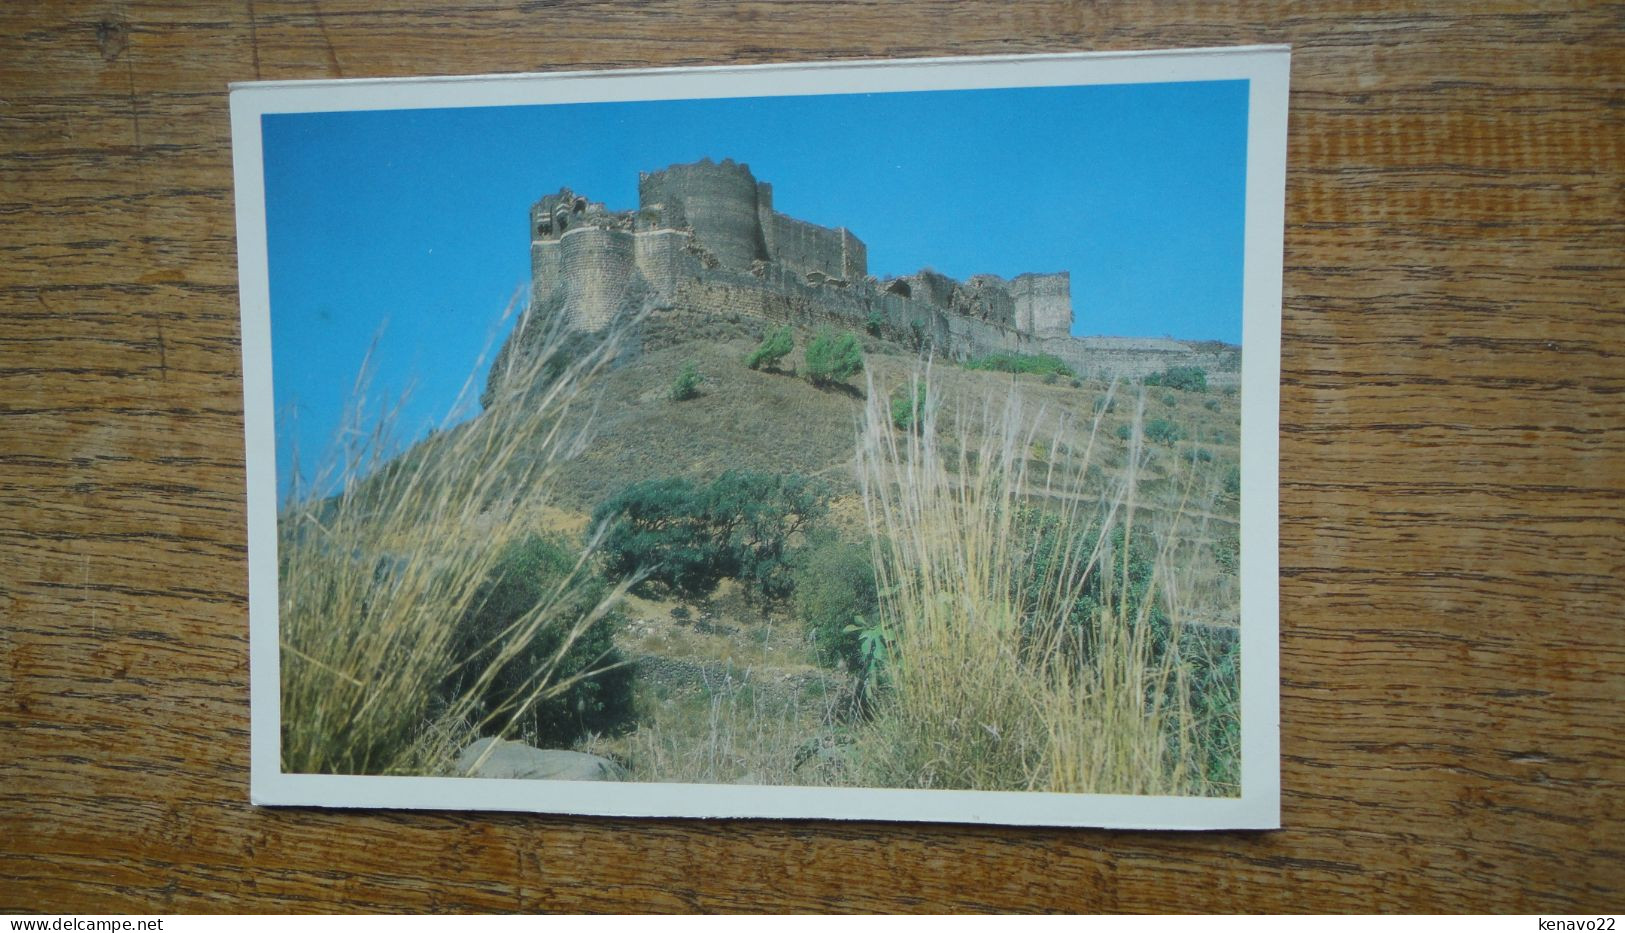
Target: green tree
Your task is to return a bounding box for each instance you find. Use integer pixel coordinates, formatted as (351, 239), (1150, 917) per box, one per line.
(444, 534), (634, 748)
(1145, 418), (1183, 444)
(1144, 365), (1208, 393)
(804, 328), (864, 388)
(745, 326), (794, 371)
(593, 471), (829, 601)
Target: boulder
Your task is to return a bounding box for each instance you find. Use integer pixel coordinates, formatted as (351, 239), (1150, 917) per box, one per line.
(455, 738), (627, 782)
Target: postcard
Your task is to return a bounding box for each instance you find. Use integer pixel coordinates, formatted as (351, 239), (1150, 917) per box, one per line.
(232, 46), (1287, 829)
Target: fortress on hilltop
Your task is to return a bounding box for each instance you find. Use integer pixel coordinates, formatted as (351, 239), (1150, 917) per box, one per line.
(486, 157), (1238, 400)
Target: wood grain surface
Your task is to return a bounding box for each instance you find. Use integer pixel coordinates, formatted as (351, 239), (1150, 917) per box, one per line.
(2, 0), (1621, 914)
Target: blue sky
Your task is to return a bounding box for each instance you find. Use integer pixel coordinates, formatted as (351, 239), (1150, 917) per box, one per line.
(263, 79), (1249, 497)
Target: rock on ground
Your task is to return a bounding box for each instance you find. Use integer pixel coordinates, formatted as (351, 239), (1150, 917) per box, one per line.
(455, 738), (627, 781)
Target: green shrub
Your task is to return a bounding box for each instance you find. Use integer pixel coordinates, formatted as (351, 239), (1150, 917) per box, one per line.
(1160, 391), (1178, 407)
(1115, 423), (1132, 441)
(745, 326), (794, 371)
(1012, 513), (1174, 680)
(1204, 398), (1221, 412)
(1196, 447), (1214, 463)
(1144, 365), (1208, 393)
(1145, 418), (1183, 444)
(804, 328), (864, 387)
(1181, 624), (1241, 790)
(669, 361), (702, 401)
(792, 532), (878, 676)
(964, 351), (1075, 378)
(890, 382), (929, 433)
(1214, 530), (1239, 576)
(865, 311), (884, 337)
(445, 534), (634, 748)
(1093, 395), (1117, 415)
(1222, 465), (1242, 500)
(593, 471), (829, 601)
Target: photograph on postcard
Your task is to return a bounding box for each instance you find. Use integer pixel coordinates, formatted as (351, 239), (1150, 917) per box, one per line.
(235, 49), (1286, 827)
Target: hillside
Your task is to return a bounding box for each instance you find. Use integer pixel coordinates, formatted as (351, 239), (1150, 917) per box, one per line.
(496, 311), (1240, 537)
(317, 309), (1244, 790)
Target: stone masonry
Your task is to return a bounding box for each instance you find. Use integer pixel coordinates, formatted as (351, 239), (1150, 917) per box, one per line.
(490, 157), (1239, 399)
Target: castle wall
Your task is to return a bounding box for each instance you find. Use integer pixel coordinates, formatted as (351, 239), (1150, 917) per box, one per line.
(557, 226), (641, 332)
(962, 275), (1017, 327)
(510, 159), (1239, 401)
(906, 270), (958, 308)
(633, 229), (699, 296)
(1013, 272), (1073, 339)
(1038, 335), (1241, 386)
(659, 263), (1238, 385)
(838, 229), (866, 282)
(530, 239), (562, 310)
(769, 213), (853, 281)
(755, 182), (777, 262)
(638, 160), (764, 270)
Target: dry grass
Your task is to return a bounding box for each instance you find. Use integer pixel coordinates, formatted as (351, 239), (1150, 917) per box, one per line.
(853, 365), (1232, 795)
(275, 301), (1239, 791)
(277, 305), (635, 776)
(599, 663), (849, 786)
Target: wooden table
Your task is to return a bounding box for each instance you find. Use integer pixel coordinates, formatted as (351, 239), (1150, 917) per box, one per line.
(2, 1), (1620, 913)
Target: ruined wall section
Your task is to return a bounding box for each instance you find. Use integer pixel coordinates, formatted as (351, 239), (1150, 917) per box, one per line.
(637, 159), (765, 271)
(1039, 336), (1241, 386)
(657, 263), (1238, 385)
(755, 182), (778, 263)
(768, 213), (868, 283)
(1012, 272), (1073, 339)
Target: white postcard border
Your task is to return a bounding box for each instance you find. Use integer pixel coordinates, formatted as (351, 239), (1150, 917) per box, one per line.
(232, 45), (1289, 830)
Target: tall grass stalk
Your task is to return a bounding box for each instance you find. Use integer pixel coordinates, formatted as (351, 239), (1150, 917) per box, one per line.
(278, 302), (633, 776)
(612, 663), (847, 787)
(855, 368), (1214, 794)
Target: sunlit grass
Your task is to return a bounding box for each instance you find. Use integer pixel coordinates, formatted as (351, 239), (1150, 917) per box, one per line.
(277, 305), (635, 776)
(853, 366), (1236, 795)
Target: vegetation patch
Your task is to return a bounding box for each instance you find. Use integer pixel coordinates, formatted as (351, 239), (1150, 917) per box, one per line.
(1145, 418), (1183, 444)
(745, 326), (794, 371)
(804, 328), (865, 388)
(791, 531), (879, 691)
(1144, 365), (1208, 393)
(889, 382), (929, 433)
(445, 533), (634, 748)
(593, 471), (830, 602)
(964, 351), (1076, 378)
(669, 361), (703, 401)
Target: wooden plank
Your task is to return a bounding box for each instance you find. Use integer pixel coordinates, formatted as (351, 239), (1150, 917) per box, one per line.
(1, 0), (1620, 913)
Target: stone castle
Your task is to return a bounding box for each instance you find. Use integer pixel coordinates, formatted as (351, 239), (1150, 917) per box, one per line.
(489, 157), (1238, 397)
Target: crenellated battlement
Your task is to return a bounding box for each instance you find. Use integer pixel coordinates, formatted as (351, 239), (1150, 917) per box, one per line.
(490, 158), (1233, 402)
(525, 158), (1071, 342)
